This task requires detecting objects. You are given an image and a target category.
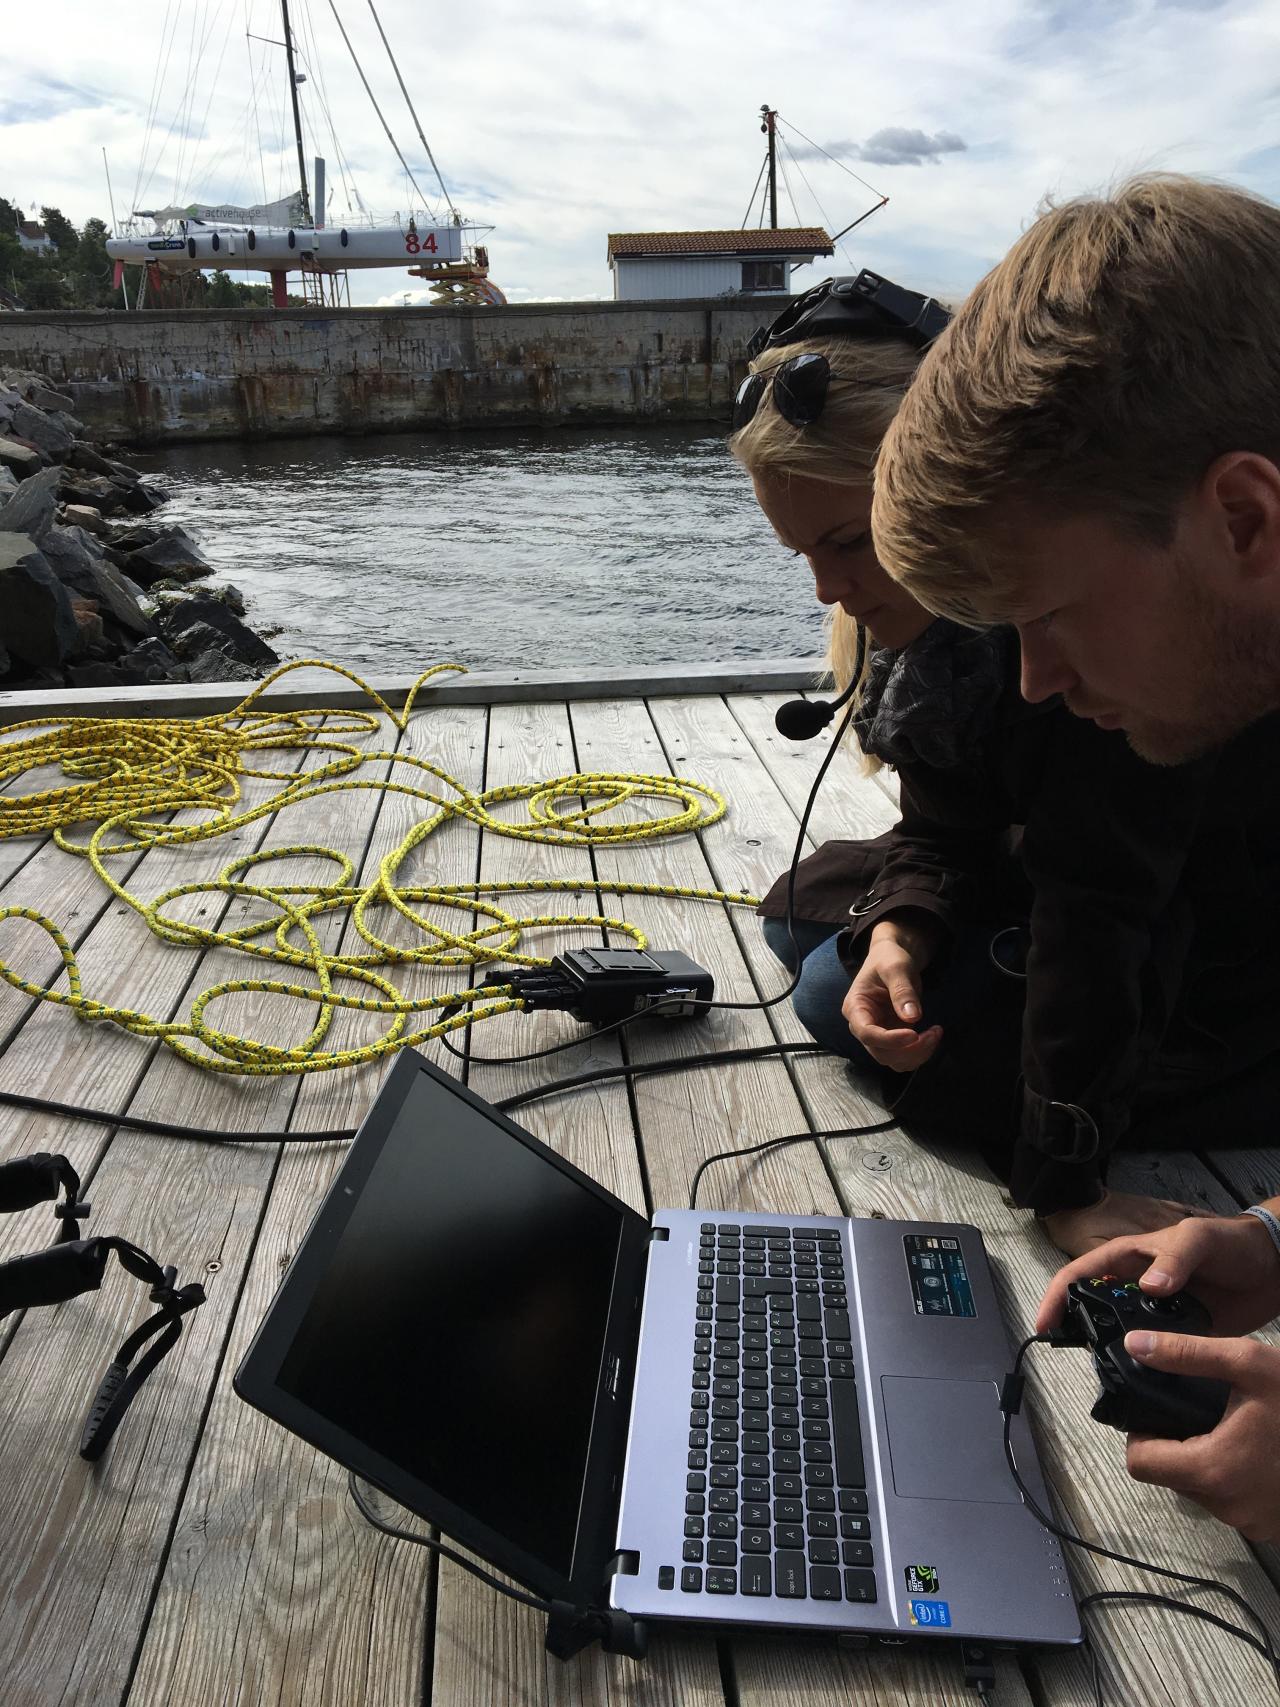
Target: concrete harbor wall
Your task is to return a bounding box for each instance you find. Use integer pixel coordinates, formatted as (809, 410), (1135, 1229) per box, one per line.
(0, 298), (771, 445)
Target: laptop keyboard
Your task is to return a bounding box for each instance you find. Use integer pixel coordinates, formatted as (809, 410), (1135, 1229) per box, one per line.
(679, 1222), (875, 1605)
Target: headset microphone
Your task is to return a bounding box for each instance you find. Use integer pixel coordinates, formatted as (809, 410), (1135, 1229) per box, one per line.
(773, 677), (859, 740)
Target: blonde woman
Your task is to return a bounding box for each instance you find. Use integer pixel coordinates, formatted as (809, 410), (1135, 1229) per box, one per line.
(731, 275), (1280, 1259)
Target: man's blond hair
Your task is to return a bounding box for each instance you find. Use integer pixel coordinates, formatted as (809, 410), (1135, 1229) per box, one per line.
(872, 174), (1280, 622)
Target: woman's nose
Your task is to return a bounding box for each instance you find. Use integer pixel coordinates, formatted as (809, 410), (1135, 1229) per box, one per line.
(810, 558), (854, 605)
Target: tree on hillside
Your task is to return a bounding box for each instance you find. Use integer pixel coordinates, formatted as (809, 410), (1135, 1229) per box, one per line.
(206, 269), (237, 308)
(75, 218), (117, 307)
(20, 270), (72, 309)
(0, 194), (310, 310)
(39, 206), (79, 260)
(0, 196), (24, 303)
(1, 197), (115, 308)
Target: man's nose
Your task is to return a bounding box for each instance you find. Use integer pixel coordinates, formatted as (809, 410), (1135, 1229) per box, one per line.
(1017, 625), (1076, 705)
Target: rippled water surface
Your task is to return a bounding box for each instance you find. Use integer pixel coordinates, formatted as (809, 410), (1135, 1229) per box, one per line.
(138, 426), (826, 674)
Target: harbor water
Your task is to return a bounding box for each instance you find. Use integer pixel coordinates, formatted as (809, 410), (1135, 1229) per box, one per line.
(136, 426), (827, 675)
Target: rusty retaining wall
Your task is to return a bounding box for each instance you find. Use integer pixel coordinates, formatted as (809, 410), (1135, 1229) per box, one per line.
(0, 298), (771, 445)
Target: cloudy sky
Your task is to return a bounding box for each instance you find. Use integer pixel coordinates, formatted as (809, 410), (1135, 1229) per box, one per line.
(2, 0), (1279, 308)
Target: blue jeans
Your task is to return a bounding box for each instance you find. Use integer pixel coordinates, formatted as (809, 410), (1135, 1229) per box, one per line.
(760, 916), (877, 1064)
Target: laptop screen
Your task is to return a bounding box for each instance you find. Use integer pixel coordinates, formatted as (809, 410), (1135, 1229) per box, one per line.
(274, 1066), (629, 1575)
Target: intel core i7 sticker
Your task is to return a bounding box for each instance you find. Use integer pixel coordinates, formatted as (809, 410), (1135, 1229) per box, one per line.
(905, 1564), (940, 1595)
(908, 1598), (952, 1628)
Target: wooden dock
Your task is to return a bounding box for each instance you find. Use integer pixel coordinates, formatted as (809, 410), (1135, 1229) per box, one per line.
(0, 665), (1277, 1707)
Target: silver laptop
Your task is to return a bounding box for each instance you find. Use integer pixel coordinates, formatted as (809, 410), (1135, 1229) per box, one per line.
(235, 1050), (1081, 1654)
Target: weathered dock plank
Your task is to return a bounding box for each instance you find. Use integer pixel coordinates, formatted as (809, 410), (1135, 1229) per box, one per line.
(125, 704), (491, 1707)
(573, 695), (831, 1214)
(428, 698), (726, 1707)
(725, 692), (899, 843)
(0, 713), (397, 1705)
(0, 737), (317, 1266)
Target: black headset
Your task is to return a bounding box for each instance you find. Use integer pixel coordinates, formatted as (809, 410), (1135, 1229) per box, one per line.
(750, 270), (952, 740)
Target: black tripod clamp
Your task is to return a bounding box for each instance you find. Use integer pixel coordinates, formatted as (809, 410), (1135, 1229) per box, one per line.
(0, 1153), (206, 1462)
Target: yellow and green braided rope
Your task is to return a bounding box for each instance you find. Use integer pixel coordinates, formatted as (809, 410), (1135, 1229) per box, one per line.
(0, 660), (760, 1076)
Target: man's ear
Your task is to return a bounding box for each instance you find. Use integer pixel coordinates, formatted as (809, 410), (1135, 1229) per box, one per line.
(1202, 452), (1280, 582)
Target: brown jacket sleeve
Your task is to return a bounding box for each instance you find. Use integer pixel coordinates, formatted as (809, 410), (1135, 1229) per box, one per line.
(756, 832), (899, 928)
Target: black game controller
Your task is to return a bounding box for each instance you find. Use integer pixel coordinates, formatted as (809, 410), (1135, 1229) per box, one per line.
(1059, 1275), (1231, 1439)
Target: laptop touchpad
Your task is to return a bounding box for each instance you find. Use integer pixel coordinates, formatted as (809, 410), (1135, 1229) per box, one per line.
(881, 1376), (1019, 1503)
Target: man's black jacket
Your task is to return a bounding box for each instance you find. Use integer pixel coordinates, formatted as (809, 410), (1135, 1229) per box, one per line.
(760, 653), (1280, 1212)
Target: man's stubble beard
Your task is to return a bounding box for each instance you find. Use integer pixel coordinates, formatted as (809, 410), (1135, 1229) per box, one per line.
(1124, 568), (1280, 765)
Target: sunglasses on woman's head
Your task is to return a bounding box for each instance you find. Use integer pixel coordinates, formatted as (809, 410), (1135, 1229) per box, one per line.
(731, 271), (951, 436)
(732, 352), (832, 432)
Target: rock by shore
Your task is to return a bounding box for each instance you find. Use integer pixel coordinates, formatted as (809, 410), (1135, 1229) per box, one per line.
(0, 369), (279, 694)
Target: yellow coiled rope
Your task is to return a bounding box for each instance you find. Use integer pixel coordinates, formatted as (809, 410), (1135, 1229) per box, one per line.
(0, 660), (760, 1076)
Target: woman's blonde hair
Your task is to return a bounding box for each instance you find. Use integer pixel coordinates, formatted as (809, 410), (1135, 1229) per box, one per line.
(873, 174), (1280, 623)
(728, 334), (922, 710)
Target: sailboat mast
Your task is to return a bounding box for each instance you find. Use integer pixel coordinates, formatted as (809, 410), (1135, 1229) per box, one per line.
(280, 0), (313, 225)
(761, 105), (778, 228)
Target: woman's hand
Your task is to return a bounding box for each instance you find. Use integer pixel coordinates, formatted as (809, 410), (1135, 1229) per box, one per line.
(1037, 1210), (1280, 1337)
(843, 914), (943, 1071)
(1039, 1189), (1206, 1260)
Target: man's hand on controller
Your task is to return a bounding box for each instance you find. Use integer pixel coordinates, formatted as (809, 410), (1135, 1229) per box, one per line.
(1124, 1332), (1280, 1543)
(1039, 1190), (1206, 1261)
(1037, 1210), (1280, 1541)
(1037, 1212), (1280, 1338)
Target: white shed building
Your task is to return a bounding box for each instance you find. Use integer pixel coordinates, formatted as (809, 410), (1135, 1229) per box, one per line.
(15, 221), (57, 257)
(607, 227), (833, 301)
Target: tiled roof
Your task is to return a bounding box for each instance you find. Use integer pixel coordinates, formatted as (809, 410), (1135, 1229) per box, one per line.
(607, 227), (832, 261)
(17, 222), (48, 240)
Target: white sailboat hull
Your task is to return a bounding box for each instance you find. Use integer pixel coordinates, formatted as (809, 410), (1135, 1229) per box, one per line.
(106, 222), (464, 274)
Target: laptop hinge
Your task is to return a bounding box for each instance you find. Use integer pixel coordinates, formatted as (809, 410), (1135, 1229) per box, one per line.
(544, 1599), (648, 1662)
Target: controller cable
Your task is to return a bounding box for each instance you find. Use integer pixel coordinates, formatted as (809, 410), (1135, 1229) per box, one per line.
(686, 1117), (895, 1211)
(1001, 1334), (1280, 1704)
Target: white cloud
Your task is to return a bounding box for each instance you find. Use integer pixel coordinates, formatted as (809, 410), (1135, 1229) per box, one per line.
(2, 0), (1278, 308)
(370, 286), (437, 308)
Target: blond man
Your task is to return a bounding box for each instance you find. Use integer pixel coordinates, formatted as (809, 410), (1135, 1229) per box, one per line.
(871, 173), (1280, 1541)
